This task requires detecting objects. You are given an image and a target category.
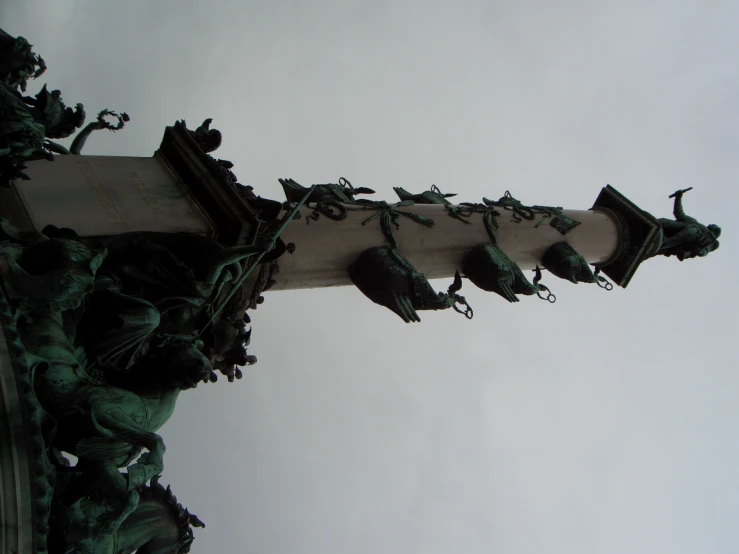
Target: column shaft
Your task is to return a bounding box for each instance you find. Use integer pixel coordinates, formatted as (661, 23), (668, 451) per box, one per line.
(271, 205), (620, 290)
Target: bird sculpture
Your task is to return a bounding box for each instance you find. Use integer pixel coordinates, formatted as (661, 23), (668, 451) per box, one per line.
(393, 185), (457, 205)
(542, 242), (597, 284)
(279, 177), (375, 204)
(24, 84), (85, 139)
(462, 242), (554, 303)
(187, 118), (222, 153)
(349, 245), (472, 322)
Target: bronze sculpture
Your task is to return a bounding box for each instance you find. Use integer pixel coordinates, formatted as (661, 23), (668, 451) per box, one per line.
(50, 473), (204, 553)
(0, 24), (725, 553)
(349, 246), (472, 322)
(0, 28), (129, 186)
(654, 187), (720, 261)
(463, 244), (555, 303)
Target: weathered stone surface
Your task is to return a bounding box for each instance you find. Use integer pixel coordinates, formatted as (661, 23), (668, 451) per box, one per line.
(18, 155), (215, 238)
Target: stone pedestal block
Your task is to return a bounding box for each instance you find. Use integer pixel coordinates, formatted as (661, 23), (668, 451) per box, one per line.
(0, 121), (263, 249)
(16, 155), (216, 238)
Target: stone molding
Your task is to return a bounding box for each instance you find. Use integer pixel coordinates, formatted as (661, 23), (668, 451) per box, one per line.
(0, 325), (34, 554)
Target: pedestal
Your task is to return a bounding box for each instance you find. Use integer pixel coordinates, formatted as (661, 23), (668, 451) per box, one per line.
(15, 155), (215, 238)
(0, 122), (263, 248)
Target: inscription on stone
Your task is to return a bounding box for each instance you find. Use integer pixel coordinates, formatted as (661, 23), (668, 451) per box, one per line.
(18, 155), (215, 238)
(77, 160), (128, 227)
(130, 172), (163, 215)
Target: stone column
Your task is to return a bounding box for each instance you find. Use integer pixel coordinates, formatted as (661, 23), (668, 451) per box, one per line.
(270, 204), (620, 291)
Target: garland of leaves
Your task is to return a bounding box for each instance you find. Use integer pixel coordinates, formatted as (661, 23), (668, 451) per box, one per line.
(359, 199), (435, 249)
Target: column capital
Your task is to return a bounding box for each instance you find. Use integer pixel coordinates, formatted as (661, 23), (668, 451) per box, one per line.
(591, 185), (661, 288)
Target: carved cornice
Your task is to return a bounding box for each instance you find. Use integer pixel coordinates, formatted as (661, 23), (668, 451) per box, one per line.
(156, 121), (263, 247)
(591, 185), (661, 288)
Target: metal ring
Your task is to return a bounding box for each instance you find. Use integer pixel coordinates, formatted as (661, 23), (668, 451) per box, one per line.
(596, 277), (613, 290)
(538, 288), (556, 303)
(453, 299), (474, 319)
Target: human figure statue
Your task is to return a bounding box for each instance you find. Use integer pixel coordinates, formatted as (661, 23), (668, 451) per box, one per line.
(655, 188), (721, 261)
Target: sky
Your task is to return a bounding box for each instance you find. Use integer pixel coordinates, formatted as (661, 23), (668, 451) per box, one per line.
(3, 1), (739, 553)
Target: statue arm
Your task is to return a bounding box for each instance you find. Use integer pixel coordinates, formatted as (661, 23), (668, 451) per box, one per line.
(671, 191), (696, 223)
(44, 140), (70, 155)
(69, 110), (129, 155)
(69, 120), (104, 155)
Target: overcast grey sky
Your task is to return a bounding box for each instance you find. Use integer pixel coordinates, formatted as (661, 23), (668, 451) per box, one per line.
(3, 1), (739, 553)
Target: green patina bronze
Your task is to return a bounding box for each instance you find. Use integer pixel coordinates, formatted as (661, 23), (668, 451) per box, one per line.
(652, 187), (720, 261)
(280, 178), (465, 323)
(463, 245), (555, 303)
(392, 184), (474, 224)
(0, 28), (129, 186)
(289, 181), (561, 313)
(0, 77), (52, 182)
(461, 206), (555, 303)
(280, 176), (375, 222)
(0, 65), (307, 544)
(358, 199), (435, 249)
(0, 220), (106, 311)
(542, 242), (613, 290)
(0, 150), (297, 552)
(0, 220), (214, 539)
(459, 190), (581, 234)
(0, 28), (46, 92)
(2, 24), (725, 553)
(199, 183), (315, 339)
(44, 108), (130, 156)
(184, 117), (222, 153)
(393, 185), (457, 206)
(349, 246), (472, 322)
(393, 184), (456, 205)
(470, 204), (554, 302)
(301, 183), (473, 322)
(0, 29), (49, 182)
(0, 215), (282, 550)
(50, 474), (204, 553)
